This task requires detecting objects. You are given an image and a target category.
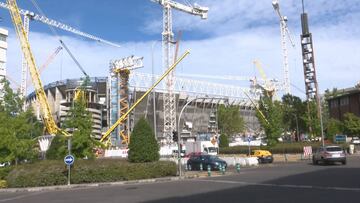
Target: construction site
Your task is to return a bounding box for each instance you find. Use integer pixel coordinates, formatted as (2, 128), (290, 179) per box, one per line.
(0, 0), (326, 153)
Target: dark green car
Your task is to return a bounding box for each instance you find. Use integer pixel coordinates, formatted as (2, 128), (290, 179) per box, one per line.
(187, 154), (227, 171)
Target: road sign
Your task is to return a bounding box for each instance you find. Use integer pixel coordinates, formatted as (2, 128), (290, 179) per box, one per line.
(64, 155), (74, 165)
(247, 136), (251, 143)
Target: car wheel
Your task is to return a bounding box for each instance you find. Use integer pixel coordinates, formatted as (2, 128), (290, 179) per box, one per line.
(342, 160), (347, 165)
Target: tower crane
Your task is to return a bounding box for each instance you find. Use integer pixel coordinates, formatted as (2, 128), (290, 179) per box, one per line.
(0, 1), (121, 99)
(272, 0), (295, 95)
(151, 0), (208, 143)
(6, 0), (69, 136)
(107, 56), (144, 147)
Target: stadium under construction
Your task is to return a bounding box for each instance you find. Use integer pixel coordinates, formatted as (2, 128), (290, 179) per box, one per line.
(25, 75), (261, 146)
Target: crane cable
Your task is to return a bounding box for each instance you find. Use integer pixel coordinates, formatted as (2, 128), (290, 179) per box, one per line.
(30, 0), (89, 77)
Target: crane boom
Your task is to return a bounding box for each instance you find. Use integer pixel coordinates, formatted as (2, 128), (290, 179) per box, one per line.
(151, 0), (208, 19)
(0, 1), (121, 48)
(6, 0), (68, 136)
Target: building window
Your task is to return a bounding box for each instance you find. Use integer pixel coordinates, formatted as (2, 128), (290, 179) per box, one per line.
(0, 34), (6, 42)
(340, 97), (349, 106)
(330, 100), (338, 108)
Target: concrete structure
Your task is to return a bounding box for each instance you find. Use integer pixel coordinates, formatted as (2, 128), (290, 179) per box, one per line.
(26, 76), (260, 142)
(26, 77), (107, 139)
(327, 84), (360, 121)
(0, 28), (8, 100)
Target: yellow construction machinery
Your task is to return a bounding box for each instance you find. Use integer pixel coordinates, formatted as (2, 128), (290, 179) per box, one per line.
(100, 51), (190, 146)
(7, 0), (69, 137)
(253, 60), (277, 97)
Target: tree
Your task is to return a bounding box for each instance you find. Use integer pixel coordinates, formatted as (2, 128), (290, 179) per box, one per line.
(257, 95), (283, 146)
(281, 94), (307, 141)
(0, 79), (42, 164)
(302, 100), (322, 138)
(128, 117), (159, 163)
(326, 118), (343, 141)
(62, 94), (97, 159)
(343, 113), (360, 137)
(218, 104), (245, 136)
(218, 133), (229, 148)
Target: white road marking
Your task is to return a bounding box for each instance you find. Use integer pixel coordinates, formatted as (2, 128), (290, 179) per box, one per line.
(197, 179), (360, 192)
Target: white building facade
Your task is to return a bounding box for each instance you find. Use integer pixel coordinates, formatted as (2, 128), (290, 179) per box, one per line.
(0, 28), (8, 100)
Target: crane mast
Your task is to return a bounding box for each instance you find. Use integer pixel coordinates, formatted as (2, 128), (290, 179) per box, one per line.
(6, 0), (67, 136)
(20, 14), (30, 101)
(151, 0), (208, 143)
(272, 0), (295, 95)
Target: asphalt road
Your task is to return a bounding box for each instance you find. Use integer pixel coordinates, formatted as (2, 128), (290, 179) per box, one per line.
(1, 156), (360, 203)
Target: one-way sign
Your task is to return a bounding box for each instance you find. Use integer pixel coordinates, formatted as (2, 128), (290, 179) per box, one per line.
(64, 155), (75, 165)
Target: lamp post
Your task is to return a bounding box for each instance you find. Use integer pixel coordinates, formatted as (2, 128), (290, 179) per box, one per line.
(151, 40), (161, 139)
(177, 96), (225, 177)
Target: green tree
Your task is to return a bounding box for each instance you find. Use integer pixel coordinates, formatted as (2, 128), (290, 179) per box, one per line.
(218, 105), (245, 136)
(257, 95), (283, 146)
(302, 100), (321, 138)
(128, 117), (159, 163)
(326, 118), (343, 141)
(343, 113), (360, 136)
(281, 94), (307, 141)
(218, 133), (229, 148)
(62, 95), (97, 159)
(0, 79), (42, 164)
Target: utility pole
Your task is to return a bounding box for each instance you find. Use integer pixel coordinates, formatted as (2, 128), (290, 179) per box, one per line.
(300, 0), (324, 146)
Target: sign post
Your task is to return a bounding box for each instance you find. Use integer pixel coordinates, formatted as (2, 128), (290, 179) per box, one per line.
(247, 136), (251, 156)
(64, 137), (74, 186)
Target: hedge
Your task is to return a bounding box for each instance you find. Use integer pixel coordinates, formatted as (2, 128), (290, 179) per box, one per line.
(6, 159), (176, 188)
(220, 142), (349, 154)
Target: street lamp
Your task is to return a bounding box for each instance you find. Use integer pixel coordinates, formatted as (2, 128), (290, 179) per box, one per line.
(151, 40), (161, 139)
(177, 96), (226, 177)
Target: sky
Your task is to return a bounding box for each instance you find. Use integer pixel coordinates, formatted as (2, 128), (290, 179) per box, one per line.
(0, 0), (359, 98)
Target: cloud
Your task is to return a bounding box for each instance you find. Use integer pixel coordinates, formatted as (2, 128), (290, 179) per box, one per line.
(3, 0), (360, 99)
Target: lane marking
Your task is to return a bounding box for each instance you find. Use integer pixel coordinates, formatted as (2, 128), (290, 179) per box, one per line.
(197, 179), (360, 192)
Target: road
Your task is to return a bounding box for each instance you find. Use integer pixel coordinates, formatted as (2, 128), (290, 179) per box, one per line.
(1, 156), (360, 203)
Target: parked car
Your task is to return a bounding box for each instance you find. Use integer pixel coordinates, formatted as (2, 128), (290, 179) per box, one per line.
(187, 154), (227, 171)
(252, 150), (273, 163)
(351, 137), (360, 145)
(312, 146), (346, 165)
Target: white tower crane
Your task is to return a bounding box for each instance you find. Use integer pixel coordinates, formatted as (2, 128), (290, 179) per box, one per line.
(272, 0), (295, 95)
(0, 2), (121, 99)
(151, 0), (208, 143)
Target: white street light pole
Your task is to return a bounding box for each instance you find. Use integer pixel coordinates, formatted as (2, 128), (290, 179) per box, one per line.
(177, 96), (225, 177)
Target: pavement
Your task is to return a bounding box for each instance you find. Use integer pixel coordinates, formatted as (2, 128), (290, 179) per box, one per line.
(1, 155), (360, 203)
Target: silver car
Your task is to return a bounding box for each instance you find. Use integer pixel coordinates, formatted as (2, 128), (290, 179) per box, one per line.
(312, 146), (346, 165)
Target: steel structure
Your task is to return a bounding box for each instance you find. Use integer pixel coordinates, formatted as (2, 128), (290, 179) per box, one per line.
(129, 72), (257, 107)
(272, 0), (295, 95)
(109, 56), (143, 146)
(100, 51), (190, 145)
(300, 2), (324, 145)
(151, 0), (208, 143)
(6, 0), (68, 136)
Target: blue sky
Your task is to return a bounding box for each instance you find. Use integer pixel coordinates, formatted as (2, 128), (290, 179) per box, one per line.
(1, 0), (360, 98)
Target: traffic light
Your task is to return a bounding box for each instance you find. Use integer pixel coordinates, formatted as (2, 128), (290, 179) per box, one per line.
(172, 131), (178, 142)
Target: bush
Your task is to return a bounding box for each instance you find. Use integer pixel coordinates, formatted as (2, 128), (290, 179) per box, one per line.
(6, 160), (176, 188)
(128, 117), (159, 163)
(219, 134), (229, 148)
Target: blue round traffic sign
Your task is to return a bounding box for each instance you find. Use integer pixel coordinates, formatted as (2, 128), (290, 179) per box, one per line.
(64, 155), (75, 165)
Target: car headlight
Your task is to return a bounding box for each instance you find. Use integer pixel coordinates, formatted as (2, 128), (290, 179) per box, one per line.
(215, 162), (219, 165)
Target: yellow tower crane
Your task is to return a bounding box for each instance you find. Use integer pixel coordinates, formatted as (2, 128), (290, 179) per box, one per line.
(6, 0), (69, 137)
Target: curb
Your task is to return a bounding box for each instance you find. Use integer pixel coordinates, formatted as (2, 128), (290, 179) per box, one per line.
(0, 175), (200, 193)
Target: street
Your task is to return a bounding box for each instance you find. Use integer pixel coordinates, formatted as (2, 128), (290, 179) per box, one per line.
(1, 156), (360, 203)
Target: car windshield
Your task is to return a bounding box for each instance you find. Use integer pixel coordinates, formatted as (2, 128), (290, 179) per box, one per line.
(326, 147), (342, 152)
(208, 147), (217, 153)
